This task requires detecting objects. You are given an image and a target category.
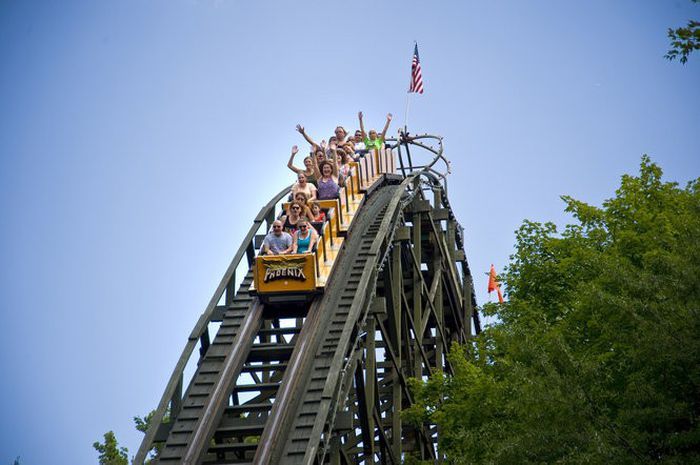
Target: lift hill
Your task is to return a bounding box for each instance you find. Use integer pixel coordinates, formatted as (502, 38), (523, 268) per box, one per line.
(135, 132), (481, 465)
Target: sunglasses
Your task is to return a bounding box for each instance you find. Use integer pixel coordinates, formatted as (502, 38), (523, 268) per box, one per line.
(300, 225), (308, 229)
(292, 206), (301, 210)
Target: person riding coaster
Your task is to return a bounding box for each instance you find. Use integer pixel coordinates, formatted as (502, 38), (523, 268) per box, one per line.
(287, 145), (317, 185)
(312, 148), (340, 200)
(292, 219), (318, 254)
(358, 111), (392, 151)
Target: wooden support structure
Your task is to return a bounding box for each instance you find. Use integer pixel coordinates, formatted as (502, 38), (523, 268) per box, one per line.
(135, 138), (477, 465)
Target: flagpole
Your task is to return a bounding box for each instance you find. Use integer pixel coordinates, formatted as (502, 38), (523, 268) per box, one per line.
(405, 41), (418, 135)
(404, 91), (411, 134)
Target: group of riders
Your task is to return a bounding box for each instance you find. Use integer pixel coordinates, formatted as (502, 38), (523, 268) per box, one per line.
(262, 112), (392, 256)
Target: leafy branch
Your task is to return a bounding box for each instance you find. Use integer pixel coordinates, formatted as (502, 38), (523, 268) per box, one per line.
(665, 19), (700, 63)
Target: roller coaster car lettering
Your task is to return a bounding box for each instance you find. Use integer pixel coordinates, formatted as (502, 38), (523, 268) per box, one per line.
(253, 254), (319, 304)
(253, 150), (396, 306)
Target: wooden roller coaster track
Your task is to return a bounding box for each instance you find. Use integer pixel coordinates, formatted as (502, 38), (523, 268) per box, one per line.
(135, 131), (481, 464)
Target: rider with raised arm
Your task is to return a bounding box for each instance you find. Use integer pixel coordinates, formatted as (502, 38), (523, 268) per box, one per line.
(287, 145), (317, 185)
(296, 124), (323, 151)
(297, 124), (350, 158)
(312, 142), (340, 200)
(358, 111), (392, 151)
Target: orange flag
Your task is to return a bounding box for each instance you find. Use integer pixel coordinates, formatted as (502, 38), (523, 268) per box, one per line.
(487, 264), (504, 303)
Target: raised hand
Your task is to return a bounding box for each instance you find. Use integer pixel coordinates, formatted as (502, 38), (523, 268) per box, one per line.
(296, 124), (304, 134)
(291, 145), (299, 155)
(386, 113), (393, 121)
(358, 111), (363, 120)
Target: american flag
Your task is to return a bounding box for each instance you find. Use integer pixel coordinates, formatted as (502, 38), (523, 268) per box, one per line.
(409, 43), (424, 94)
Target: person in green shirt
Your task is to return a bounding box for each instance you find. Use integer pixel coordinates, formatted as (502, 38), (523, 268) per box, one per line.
(358, 111), (392, 151)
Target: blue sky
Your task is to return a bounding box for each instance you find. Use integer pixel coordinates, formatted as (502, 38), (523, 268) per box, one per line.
(1, 1), (698, 463)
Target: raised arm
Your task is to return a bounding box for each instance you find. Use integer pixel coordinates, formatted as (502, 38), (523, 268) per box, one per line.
(287, 145), (302, 174)
(358, 111), (366, 139)
(296, 124), (320, 149)
(380, 113), (393, 140)
(328, 145), (339, 178)
(311, 149), (322, 180)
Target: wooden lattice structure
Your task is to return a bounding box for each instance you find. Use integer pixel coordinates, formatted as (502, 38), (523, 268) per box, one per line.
(135, 132), (480, 465)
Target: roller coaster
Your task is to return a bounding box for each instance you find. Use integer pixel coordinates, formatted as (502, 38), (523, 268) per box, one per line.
(135, 131), (481, 464)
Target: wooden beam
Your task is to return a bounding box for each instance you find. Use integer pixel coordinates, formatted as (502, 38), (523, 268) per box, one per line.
(432, 208), (449, 221)
(393, 225), (411, 242)
(365, 317), (377, 460)
(389, 250), (403, 461)
(412, 212), (423, 378)
(410, 199), (431, 213)
(354, 360), (375, 462)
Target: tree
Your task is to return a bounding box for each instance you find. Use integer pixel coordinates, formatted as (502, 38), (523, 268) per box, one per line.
(665, 1), (700, 63)
(94, 409), (166, 464)
(93, 431), (128, 465)
(405, 157), (700, 464)
(134, 409), (166, 463)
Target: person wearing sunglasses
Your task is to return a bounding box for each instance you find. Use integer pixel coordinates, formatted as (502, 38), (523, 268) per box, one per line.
(288, 191), (314, 220)
(262, 220), (293, 255)
(353, 129), (367, 157)
(292, 220), (318, 254)
(280, 202), (306, 234)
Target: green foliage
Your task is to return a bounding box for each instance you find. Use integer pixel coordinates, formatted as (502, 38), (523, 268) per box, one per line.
(402, 452), (433, 465)
(134, 409), (167, 463)
(406, 157), (700, 464)
(133, 410), (156, 434)
(665, 20), (700, 64)
(665, 1), (699, 63)
(244, 435), (260, 444)
(94, 409), (167, 465)
(93, 431), (128, 465)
